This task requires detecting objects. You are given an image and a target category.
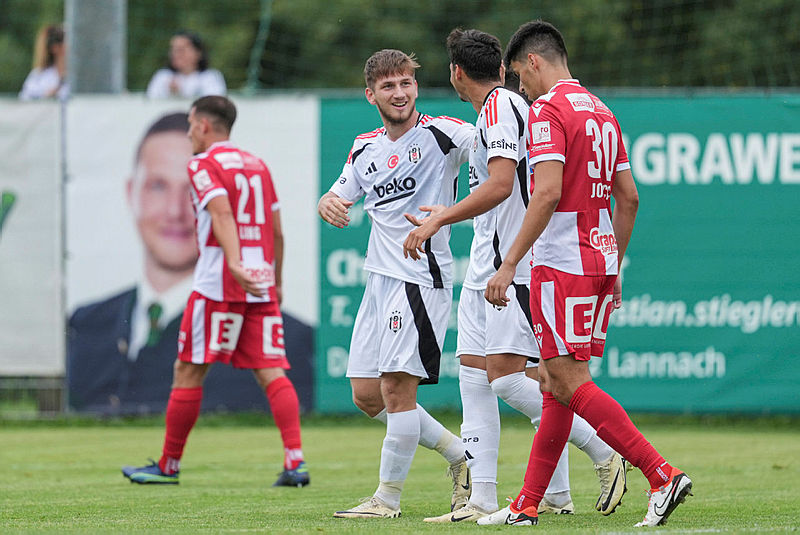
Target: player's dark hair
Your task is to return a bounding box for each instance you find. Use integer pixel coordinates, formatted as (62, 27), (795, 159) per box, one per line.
(364, 49), (420, 88)
(446, 28), (502, 82)
(191, 95), (237, 134)
(504, 20), (568, 69)
(168, 30), (209, 72)
(135, 112), (189, 163)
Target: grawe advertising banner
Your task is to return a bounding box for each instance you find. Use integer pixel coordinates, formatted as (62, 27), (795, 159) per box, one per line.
(316, 93), (800, 414)
(66, 96), (318, 414)
(0, 101), (63, 375)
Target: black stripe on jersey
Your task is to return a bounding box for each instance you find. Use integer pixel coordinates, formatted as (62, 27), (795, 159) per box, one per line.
(350, 144), (370, 165)
(511, 101), (530, 207)
(425, 125), (457, 155)
(512, 283), (540, 364)
(479, 128), (488, 148)
(511, 99), (525, 139)
(374, 190), (414, 207)
(492, 231), (502, 271)
(516, 160), (529, 208)
(405, 282), (441, 385)
(424, 238), (444, 288)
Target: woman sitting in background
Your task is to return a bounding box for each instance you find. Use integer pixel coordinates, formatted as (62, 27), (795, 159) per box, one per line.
(146, 31), (226, 98)
(19, 24), (68, 101)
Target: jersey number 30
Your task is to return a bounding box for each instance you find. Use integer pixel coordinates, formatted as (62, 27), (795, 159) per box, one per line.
(235, 173), (266, 224)
(585, 119), (618, 181)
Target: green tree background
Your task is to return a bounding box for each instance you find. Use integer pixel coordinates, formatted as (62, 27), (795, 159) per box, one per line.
(1, 0), (797, 95)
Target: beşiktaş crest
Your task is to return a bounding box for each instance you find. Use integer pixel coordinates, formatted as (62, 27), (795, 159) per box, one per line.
(388, 310), (403, 333)
(408, 144), (422, 163)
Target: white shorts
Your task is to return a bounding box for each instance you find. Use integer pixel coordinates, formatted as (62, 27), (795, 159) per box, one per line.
(456, 285), (540, 363)
(346, 273), (452, 384)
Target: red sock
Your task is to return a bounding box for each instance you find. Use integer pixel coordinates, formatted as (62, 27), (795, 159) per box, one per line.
(159, 386), (203, 474)
(266, 376), (303, 469)
(514, 391), (573, 511)
(569, 381), (673, 489)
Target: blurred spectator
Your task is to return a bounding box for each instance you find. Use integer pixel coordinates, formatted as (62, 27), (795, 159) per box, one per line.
(19, 24), (68, 101)
(146, 31), (226, 98)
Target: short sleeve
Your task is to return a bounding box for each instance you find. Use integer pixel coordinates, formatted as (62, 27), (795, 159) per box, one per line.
(528, 103), (566, 166)
(450, 120), (475, 165)
(616, 123), (630, 172)
(188, 157), (226, 210)
(486, 98), (522, 162)
(329, 144), (366, 202)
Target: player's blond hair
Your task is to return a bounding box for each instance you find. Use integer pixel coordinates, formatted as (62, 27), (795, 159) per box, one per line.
(364, 49), (420, 89)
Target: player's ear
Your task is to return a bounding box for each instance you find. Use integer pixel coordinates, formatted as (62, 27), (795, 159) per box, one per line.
(499, 63), (506, 85)
(364, 86), (376, 105)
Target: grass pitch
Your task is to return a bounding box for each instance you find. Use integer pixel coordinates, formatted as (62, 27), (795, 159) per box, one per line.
(1, 414), (798, 533)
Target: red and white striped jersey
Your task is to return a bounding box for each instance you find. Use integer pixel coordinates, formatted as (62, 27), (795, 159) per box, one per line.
(188, 141), (279, 303)
(527, 79), (630, 276)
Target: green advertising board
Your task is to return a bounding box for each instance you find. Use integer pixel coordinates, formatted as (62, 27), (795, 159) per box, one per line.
(318, 93), (800, 414)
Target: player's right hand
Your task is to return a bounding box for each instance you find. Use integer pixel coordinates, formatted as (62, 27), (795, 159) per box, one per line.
(228, 261), (267, 298)
(402, 205), (445, 260)
(318, 193), (353, 228)
(484, 264), (514, 307)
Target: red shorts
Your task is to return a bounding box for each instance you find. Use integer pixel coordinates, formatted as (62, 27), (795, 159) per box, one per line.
(529, 266), (616, 361)
(177, 291), (290, 369)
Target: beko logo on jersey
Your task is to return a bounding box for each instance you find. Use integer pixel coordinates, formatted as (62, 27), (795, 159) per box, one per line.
(488, 139), (518, 151)
(532, 121), (551, 144)
(566, 93), (595, 112)
(373, 176), (416, 205)
(589, 227), (618, 255)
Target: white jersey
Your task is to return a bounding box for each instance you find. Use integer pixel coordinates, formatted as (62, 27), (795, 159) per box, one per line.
(462, 87), (532, 290)
(330, 114), (473, 288)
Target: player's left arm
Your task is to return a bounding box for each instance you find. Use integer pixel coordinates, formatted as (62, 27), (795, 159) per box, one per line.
(610, 168), (639, 308)
(403, 156), (517, 260)
(272, 208), (284, 305)
(206, 195), (264, 297)
(485, 160), (563, 306)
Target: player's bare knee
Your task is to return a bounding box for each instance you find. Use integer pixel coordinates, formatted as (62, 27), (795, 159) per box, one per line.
(352, 392), (384, 416)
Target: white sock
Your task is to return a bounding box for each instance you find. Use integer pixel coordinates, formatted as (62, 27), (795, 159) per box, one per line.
(458, 365), (500, 511)
(373, 405), (465, 465)
(568, 414), (615, 464)
(375, 409), (419, 509)
(544, 443), (571, 495)
(418, 404), (465, 465)
(489, 371), (543, 423)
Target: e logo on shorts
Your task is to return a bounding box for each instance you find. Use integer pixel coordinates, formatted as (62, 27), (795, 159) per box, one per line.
(209, 312), (244, 352)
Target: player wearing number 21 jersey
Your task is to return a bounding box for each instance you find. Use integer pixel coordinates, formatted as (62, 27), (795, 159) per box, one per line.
(122, 96), (308, 489)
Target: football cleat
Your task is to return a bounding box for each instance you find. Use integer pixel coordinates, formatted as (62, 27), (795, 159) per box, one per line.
(538, 496), (574, 515)
(272, 461), (310, 487)
(448, 456), (471, 511)
(423, 502), (491, 523)
(477, 499), (538, 526)
(333, 496), (401, 519)
(121, 459), (178, 484)
(634, 468), (693, 527)
(594, 452), (630, 515)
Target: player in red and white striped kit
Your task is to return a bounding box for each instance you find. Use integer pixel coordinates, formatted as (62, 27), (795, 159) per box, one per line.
(480, 21), (692, 527)
(123, 96), (308, 487)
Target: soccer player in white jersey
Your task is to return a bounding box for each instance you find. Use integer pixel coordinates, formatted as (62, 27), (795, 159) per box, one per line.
(403, 28), (628, 523)
(123, 96), (308, 488)
(480, 21), (692, 527)
(318, 49), (474, 519)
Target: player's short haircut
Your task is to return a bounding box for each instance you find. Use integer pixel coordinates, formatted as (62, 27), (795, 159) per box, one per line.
(135, 112), (189, 164)
(191, 95), (237, 134)
(364, 49), (420, 88)
(446, 28), (502, 82)
(504, 20), (568, 69)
